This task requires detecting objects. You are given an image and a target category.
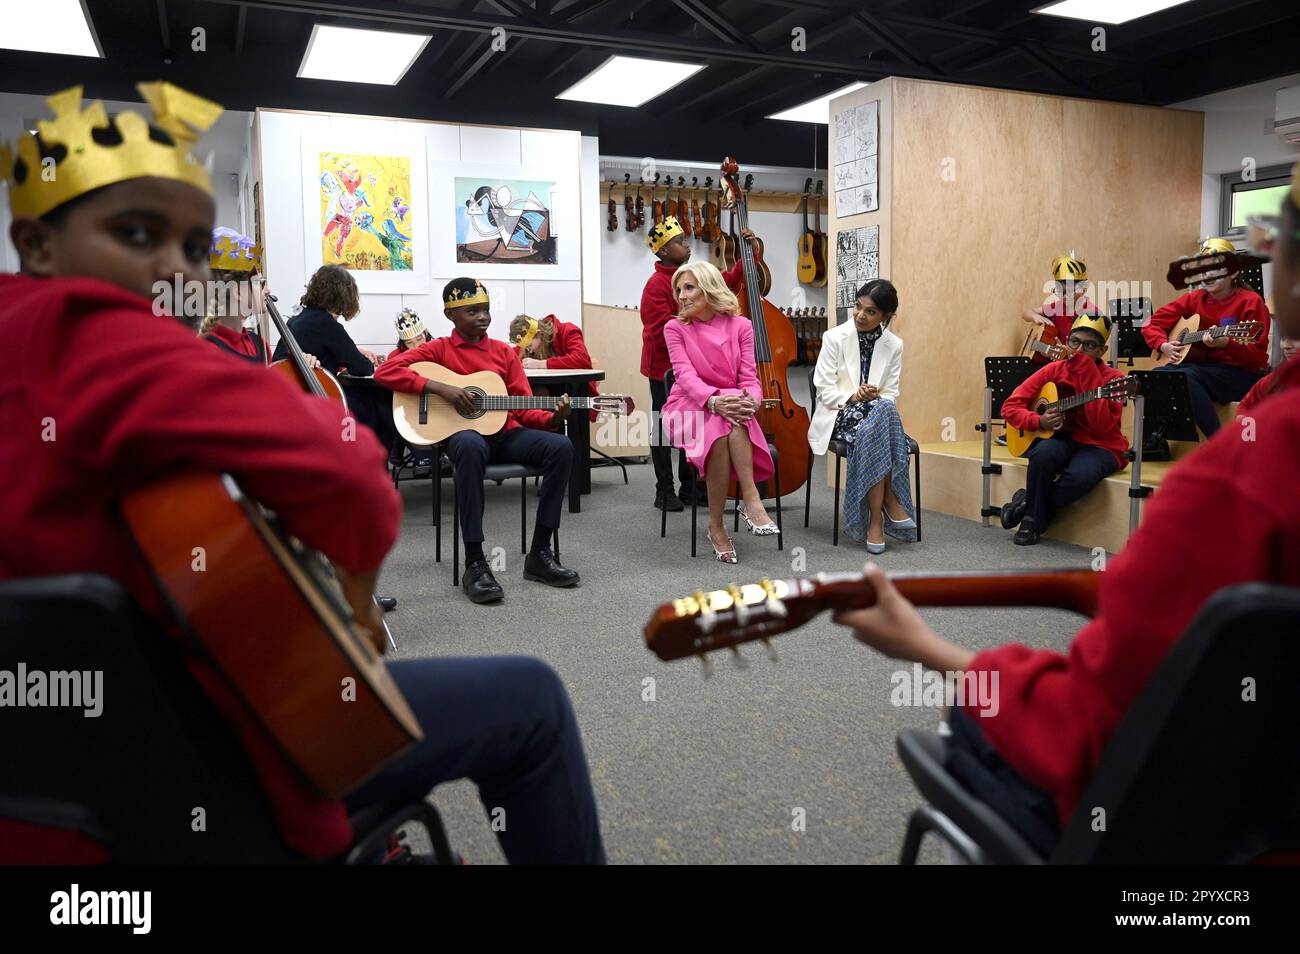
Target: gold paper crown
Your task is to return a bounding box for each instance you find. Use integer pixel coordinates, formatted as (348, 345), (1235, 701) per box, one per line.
(1200, 237), (1236, 257)
(510, 315), (540, 350)
(443, 280), (490, 310)
(210, 231), (262, 273)
(1, 83), (222, 220)
(396, 307), (426, 340)
(1051, 252), (1087, 282)
(647, 216), (684, 254)
(1070, 313), (1111, 344)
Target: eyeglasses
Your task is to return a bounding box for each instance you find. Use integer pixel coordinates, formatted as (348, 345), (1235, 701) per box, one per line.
(1067, 336), (1103, 352)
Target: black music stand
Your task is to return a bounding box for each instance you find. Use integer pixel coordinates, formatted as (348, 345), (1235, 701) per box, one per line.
(1238, 263), (1265, 297)
(976, 357), (1035, 526)
(1108, 298), (1153, 367)
(1131, 369), (1198, 445)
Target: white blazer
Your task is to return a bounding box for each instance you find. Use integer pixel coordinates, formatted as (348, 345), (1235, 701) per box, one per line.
(807, 320), (903, 456)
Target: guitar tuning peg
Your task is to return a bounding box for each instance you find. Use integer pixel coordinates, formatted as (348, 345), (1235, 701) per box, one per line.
(759, 638), (779, 663)
(698, 653), (714, 679)
(729, 645), (750, 670)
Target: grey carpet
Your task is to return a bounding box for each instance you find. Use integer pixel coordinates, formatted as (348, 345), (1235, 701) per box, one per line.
(379, 454), (1095, 865)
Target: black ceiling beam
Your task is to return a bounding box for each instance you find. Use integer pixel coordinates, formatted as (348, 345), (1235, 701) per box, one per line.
(446, 37), (527, 97)
(234, 3), (248, 55)
(668, 0), (763, 52)
(480, 0), (548, 27)
(156, 0), (171, 51)
(206, 0), (921, 79)
(651, 64), (767, 117)
(849, 9), (939, 74)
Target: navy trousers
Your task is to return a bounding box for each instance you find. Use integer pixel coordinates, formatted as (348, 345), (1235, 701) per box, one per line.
(346, 656), (606, 864)
(1155, 363), (1262, 437)
(648, 377), (693, 492)
(1024, 437), (1118, 531)
(445, 427), (572, 545)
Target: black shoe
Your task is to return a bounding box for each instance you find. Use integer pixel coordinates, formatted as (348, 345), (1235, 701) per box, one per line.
(1141, 435), (1171, 462)
(462, 560), (504, 604)
(523, 547), (580, 587)
(999, 489), (1028, 530)
(655, 488), (684, 511)
(1013, 518), (1041, 546)
(680, 485), (707, 507)
(377, 595), (398, 612)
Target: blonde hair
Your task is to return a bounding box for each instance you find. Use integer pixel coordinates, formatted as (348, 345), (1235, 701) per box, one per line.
(671, 261), (739, 324)
(509, 314), (556, 358)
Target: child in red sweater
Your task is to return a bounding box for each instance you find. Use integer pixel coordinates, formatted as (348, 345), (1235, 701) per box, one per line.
(1020, 252), (1100, 343)
(641, 215), (749, 510)
(835, 178), (1300, 857)
(1142, 237), (1271, 443)
(375, 279), (580, 604)
(0, 84), (603, 863)
(998, 314), (1130, 545)
(1237, 333), (1297, 415)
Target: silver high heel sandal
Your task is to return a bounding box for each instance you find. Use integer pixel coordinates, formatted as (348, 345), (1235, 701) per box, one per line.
(737, 501), (780, 536)
(883, 508), (916, 531)
(708, 528), (738, 564)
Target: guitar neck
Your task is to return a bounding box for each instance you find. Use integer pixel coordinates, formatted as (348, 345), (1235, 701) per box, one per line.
(1175, 323), (1236, 345)
(1053, 386), (1107, 413)
(481, 395), (600, 410)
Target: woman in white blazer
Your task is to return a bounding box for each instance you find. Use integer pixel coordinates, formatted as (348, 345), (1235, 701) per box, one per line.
(808, 279), (916, 553)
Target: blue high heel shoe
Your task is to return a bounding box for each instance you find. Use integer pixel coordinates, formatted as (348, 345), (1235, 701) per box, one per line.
(883, 509), (916, 531)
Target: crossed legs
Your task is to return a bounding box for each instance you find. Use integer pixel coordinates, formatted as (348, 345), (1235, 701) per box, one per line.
(703, 425), (774, 553)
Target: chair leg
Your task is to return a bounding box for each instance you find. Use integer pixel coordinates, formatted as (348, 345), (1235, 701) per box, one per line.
(434, 455), (442, 564)
(733, 487), (740, 533)
(833, 453), (842, 547)
(804, 453), (813, 528)
(774, 466), (783, 552)
(690, 469), (697, 559)
(521, 477), (528, 555)
(452, 482), (460, 587)
(913, 448), (922, 543)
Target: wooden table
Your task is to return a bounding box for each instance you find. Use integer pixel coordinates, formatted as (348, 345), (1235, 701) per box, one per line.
(525, 368), (606, 514)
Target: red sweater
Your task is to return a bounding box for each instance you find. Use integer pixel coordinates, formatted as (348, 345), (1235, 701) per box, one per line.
(1237, 358), (1294, 415)
(1001, 353), (1131, 469)
(1142, 287), (1271, 373)
(537, 314), (600, 400)
(0, 273), (402, 860)
(640, 260), (743, 380)
(207, 322), (265, 360)
(1040, 294), (1099, 343)
(967, 356), (1300, 826)
(375, 329), (555, 432)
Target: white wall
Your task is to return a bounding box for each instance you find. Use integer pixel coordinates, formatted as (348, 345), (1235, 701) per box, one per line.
(592, 156), (830, 315)
(0, 89), (251, 273)
(1172, 72), (1300, 238)
(258, 109), (584, 354)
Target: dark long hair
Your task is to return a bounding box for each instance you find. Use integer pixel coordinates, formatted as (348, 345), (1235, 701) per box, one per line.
(856, 278), (898, 327)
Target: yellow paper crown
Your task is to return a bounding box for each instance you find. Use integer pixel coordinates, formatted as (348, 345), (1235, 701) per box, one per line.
(1051, 253), (1087, 282)
(1199, 237), (1236, 257)
(1, 82), (221, 220)
(647, 216), (684, 254)
(510, 315), (540, 350)
(210, 230), (262, 273)
(1070, 313), (1111, 344)
(444, 280), (490, 310)
(396, 307), (426, 340)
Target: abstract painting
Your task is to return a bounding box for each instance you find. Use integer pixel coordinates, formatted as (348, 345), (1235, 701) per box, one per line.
(318, 151), (414, 272)
(454, 177), (557, 265)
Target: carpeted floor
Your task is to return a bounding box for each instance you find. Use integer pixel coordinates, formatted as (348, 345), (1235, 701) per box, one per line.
(379, 451), (1096, 864)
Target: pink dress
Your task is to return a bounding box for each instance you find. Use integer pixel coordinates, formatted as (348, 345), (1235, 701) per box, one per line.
(662, 314), (775, 483)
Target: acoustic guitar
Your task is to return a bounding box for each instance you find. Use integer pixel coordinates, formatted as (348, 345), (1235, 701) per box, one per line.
(121, 291), (421, 798)
(1150, 315), (1263, 368)
(811, 180), (828, 288)
(1004, 376), (1139, 458)
(644, 568), (1099, 664)
(1020, 322), (1071, 365)
(796, 177), (817, 285)
(392, 363), (633, 445)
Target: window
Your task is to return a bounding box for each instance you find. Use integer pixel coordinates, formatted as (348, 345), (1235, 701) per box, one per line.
(1220, 164), (1294, 236)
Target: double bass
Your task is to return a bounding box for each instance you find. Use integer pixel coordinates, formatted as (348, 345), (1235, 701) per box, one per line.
(719, 156), (810, 499)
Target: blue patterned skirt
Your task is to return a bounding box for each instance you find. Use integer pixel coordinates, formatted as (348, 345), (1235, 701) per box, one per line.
(834, 399), (917, 545)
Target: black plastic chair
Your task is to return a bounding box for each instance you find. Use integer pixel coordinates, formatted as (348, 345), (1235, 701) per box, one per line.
(432, 446), (556, 586)
(896, 583), (1300, 864)
(656, 370), (783, 556)
(803, 367), (921, 545)
(0, 574), (456, 864)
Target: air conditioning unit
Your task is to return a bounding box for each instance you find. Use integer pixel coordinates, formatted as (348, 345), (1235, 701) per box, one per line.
(1276, 86), (1300, 145)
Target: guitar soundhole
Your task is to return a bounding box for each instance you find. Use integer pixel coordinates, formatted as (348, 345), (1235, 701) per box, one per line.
(464, 387), (488, 420)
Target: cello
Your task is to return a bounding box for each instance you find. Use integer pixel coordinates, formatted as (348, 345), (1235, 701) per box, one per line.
(719, 156), (810, 499)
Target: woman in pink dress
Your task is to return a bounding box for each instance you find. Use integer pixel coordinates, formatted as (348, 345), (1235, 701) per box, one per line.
(662, 262), (777, 563)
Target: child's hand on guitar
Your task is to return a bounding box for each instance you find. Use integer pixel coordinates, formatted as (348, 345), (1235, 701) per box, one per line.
(833, 564), (973, 670)
(549, 394), (572, 427)
(1203, 332), (1230, 349)
(430, 381), (477, 415)
(1040, 407), (1065, 430)
(1160, 340), (1189, 361)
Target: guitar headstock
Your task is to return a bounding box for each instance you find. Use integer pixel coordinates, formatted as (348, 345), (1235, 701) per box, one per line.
(592, 395), (635, 416)
(1103, 376), (1141, 402)
(644, 576), (808, 662)
(1225, 320), (1263, 342)
(1166, 250), (1268, 290)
